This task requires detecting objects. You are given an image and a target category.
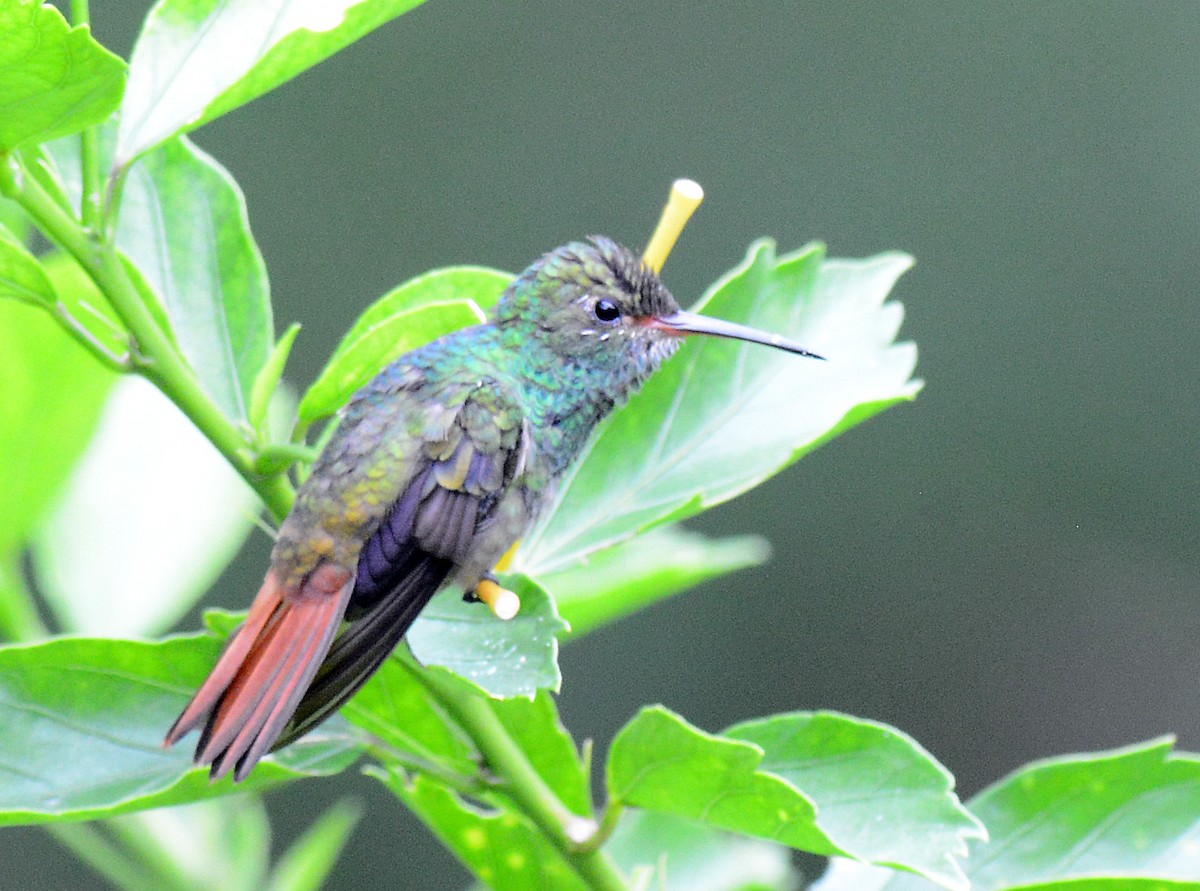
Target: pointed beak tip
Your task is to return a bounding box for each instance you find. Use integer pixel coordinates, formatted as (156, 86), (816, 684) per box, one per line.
(654, 311), (826, 361)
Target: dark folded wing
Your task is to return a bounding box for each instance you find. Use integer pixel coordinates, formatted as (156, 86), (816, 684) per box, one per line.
(274, 379), (529, 747)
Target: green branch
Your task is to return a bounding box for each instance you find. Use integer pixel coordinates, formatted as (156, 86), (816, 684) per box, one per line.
(416, 668), (628, 891)
(70, 0), (102, 231)
(0, 154), (296, 523)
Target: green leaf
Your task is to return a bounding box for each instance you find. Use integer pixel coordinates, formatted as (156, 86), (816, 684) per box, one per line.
(370, 769), (588, 891)
(537, 524), (770, 638)
(31, 376), (259, 636)
(606, 810), (800, 891)
(0, 297), (116, 555)
(0, 0), (126, 151)
(0, 231), (55, 305)
(117, 0), (428, 164)
(520, 241), (920, 575)
(828, 739), (1200, 891)
(407, 574), (569, 697)
(298, 266), (510, 424)
(117, 135), (273, 422)
(608, 707), (982, 891)
(266, 800), (362, 891)
(0, 633), (362, 826)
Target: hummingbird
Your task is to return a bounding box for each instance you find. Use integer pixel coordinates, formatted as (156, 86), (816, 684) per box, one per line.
(165, 236), (823, 781)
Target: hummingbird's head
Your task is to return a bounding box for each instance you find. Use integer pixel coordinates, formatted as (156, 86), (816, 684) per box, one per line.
(495, 237), (687, 378)
(495, 237), (824, 378)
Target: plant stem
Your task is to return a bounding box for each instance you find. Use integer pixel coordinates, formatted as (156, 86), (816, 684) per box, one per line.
(0, 157), (296, 523)
(417, 669), (628, 891)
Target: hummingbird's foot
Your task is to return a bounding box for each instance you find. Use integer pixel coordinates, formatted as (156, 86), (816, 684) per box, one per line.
(471, 574), (520, 620)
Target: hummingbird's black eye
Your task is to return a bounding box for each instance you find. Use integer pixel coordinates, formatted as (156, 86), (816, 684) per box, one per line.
(592, 297), (621, 324)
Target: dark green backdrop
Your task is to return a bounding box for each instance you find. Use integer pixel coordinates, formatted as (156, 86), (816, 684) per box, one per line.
(14, 3), (1200, 888)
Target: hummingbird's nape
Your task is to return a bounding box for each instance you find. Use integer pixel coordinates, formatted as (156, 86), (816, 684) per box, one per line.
(649, 310), (825, 360)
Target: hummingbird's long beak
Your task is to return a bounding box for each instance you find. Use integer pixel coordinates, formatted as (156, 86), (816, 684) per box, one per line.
(650, 310), (825, 360)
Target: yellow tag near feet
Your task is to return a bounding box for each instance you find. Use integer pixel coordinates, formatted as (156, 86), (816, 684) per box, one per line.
(476, 578), (520, 620)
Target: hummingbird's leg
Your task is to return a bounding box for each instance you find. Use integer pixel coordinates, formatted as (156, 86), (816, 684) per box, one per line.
(470, 572), (521, 620)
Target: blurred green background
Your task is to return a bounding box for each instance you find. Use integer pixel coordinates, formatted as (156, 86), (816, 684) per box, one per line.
(13, 2), (1200, 888)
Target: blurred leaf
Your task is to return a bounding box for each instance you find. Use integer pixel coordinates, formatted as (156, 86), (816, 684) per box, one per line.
(407, 575), (568, 697)
(0, 0), (126, 151)
(538, 524), (770, 638)
(370, 769), (588, 891)
(266, 799), (362, 891)
(827, 739), (1200, 891)
(298, 266), (510, 424)
(0, 298), (116, 555)
(606, 810), (800, 891)
(113, 797), (271, 891)
(608, 707), (982, 891)
(117, 136), (273, 422)
(520, 241), (920, 575)
(0, 633), (363, 826)
(31, 376), (259, 636)
(0, 233), (55, 305)
(117, 0), (428, 164)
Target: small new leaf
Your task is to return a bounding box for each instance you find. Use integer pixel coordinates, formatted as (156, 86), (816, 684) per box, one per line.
(250, 322), (300, 436)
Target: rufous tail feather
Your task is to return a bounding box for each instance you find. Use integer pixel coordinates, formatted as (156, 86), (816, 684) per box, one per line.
(164, 565), (353, 781)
